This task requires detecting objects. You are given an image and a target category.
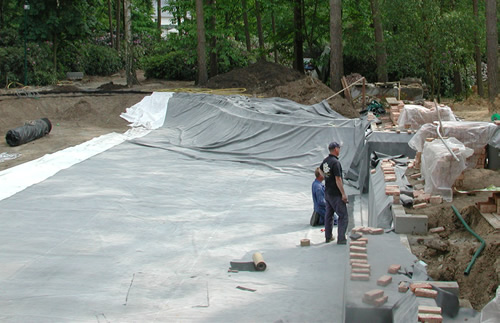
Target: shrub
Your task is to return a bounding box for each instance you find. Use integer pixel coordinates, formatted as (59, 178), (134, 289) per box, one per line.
(83, 44), (122, 76)
(141, 51), (196, 81)
(0, 46), (24, 87)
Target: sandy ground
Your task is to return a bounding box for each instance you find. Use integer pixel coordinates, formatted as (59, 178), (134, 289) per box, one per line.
(1, 63), (499, 310)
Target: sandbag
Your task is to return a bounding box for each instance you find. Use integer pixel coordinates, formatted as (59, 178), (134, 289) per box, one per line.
(5, 118), (52, 147)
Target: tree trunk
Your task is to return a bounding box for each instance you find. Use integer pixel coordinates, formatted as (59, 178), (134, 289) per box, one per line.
(116, 0), (121, 51)
(157, 0), (162, 39)
(124, 0), (138, 87)
(255, 0), (265, 58)
(369, 0), (388, 82)
(329, 0), (343, 92)
(242, 0), (251, 52)
(486, 0), (498, 106)
(473, 0), (484, 97)
(196, 0), (208, 85)
(208, 0), (218, 78)
(293, 0), (304, 73)
(271, 7), (278, 63)
(108, 0), (114, 48)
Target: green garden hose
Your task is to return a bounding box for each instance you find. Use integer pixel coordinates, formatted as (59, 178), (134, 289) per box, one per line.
(451, 205), (486, 276)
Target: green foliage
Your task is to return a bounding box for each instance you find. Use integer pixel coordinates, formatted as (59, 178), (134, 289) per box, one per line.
(141, 50), (196, 80)
(83, 44), (123, 76)
(0, 47), (24, 87)
(0, 28), (20, 47)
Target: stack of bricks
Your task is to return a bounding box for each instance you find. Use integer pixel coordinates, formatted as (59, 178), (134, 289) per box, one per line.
(476, 192), (500, 214)
(381, 160), (397, 183)
(350, 239), (370, 281)
(362, 289), (388, 307)
(387, 98), (404, 126)
(403, 283), (443, 322)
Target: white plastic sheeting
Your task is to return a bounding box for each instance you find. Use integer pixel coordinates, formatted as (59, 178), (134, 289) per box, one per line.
(409, 121), (498, 152)
(421, 138), (473, 200)
(398, 104), (456, 130)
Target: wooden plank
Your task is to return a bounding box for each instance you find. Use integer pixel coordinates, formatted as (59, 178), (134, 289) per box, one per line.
(341, 76), (353, 104)
(480, 212), (500, 230)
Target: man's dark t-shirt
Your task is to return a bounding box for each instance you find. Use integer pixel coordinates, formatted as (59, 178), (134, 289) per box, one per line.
(319, 154), (343, 198)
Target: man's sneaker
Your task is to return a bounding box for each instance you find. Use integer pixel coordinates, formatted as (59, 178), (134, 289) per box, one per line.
(325, 237), (335, 243)
(337, 240), (347, 245)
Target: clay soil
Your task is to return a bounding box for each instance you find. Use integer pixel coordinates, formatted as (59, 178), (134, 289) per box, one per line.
(405, 168), (500, 310)
(1, 61), (499, 310)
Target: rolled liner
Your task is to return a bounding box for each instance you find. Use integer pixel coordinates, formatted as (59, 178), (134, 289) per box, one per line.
(6, 118), (52, 147)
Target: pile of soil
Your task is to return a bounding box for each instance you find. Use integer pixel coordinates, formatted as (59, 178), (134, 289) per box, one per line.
(405, 168), (500, 310)
(206, 60), (359, 118)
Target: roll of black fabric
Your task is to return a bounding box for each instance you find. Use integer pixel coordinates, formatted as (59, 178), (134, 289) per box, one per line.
(5, 118), (52, 147)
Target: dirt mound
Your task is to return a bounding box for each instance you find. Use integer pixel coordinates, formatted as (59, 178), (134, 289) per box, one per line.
(97, 82), (128, 91)
(206, 60), (358, 118)
(206, 60), (303, 94)
(264, 77), (359, 118)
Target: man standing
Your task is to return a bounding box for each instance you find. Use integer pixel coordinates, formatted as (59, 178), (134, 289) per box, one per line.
(319, 141), (348, 244)
(311, 168), (326, 226)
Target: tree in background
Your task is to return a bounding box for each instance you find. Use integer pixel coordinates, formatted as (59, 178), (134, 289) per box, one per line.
(293, 0), (304, 73)
(369, 0), (387, 82)
(473, 0), (484, 97)
(195, 0), (208, 85)
(330, 0), (343, 92)
(486, 0), (498, 108)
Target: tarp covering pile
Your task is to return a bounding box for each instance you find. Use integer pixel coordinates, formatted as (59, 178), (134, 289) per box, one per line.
(397, 105), (456, 130)
(421, 138), (473, 199)
(5, 118), (52, 147)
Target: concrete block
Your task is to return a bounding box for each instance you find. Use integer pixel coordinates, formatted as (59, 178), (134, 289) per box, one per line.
(388, 264), (401, 274)
(415, 288), (438, 298)
(394, 214), (428, 234)
(377, 275), (392, 286)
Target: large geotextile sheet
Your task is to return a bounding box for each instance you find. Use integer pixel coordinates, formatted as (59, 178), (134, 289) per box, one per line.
(131, 93), (370, 175)
(0, 92), (366, 322)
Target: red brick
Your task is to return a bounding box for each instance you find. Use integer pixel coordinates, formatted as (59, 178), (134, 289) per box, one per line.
(429, 226), (445, 233)
(350, 240), (367, 247)
(414, 202), (427, 209)
(377, 275), (392, 286)
(418, 306), (442, 314)
(414, 288), (438, 298)
(350, 246), (367, 253)
(363, 295), (388, 307)
(410, 173), (421, 179)
(358, 237), (368, 243)
(410, 283), (433, 292)
(350, 259), (368, 264)
(418, 313), (442, 322)
(370, 169), (376, 174)
(352, 263), (370, 269)
(398, 281), (409, 293)
(351, 267), (370, 274)
(388, 264), (401, 274)
(350, 273), (370, 281)
(350, 252), (368, 259)
(369, 228), (384, 235)
(364, 289), (384, 301)
(429, 195), (442, 204)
